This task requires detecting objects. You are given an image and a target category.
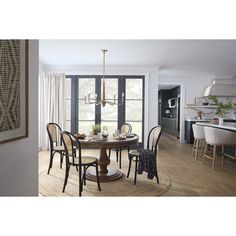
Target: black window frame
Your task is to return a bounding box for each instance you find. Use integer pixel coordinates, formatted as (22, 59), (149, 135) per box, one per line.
(65, 75), (145, 145)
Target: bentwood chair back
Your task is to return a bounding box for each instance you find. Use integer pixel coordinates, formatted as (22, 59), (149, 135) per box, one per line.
(147, 126), (162, 157)
(109, 123), (132, 169)
(46, 123), (65, 174)
(127, 125), (162, 185)
(120, 123), (132, 134)
(61, 131), (101, 196)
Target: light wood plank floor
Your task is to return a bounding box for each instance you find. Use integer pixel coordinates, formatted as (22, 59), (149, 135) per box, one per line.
(39, 133), (236, 196)
(158, 133), (236, 196)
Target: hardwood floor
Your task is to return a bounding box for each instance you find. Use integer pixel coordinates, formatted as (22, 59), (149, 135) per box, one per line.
(38, 133), (236, 196)
(159, 133), (236, 196)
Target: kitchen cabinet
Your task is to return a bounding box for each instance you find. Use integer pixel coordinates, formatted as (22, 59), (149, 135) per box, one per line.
(161, 117), (179, 137)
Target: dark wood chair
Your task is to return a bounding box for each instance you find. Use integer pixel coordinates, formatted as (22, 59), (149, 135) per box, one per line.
(127, 125), (162, 185)
(108, 123), (132, 169)
(61, 131), (101, 196)
(46, 123), (65, 174)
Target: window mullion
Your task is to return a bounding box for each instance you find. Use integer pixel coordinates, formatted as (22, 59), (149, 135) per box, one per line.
(118, 76), (125, 128)
(71, 75), (77, 134)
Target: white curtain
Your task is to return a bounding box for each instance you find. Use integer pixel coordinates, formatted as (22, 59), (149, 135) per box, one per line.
(39, 72), (66, 150)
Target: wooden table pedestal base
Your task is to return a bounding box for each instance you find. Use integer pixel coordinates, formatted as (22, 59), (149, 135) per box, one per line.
(86, 168), (123, 182)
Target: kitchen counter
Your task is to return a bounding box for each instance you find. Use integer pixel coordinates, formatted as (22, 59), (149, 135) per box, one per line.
(196, 122), (236, 132)
(185, 118), (236, 122)
(185, 119), (210, 122)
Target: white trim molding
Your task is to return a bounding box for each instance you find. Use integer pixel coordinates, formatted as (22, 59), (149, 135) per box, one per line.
(158, 78), (186, 142)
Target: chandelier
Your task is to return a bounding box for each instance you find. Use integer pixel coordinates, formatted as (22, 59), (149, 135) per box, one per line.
(84, 49), (124, 107)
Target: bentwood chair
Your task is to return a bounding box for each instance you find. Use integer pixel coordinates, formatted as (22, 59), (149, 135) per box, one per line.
(108, 123), (132, 169)
(61, 131), (101, 196)
(192, 124), (205, 160)
(46, 123), (65, 174)
(127, 125), (162, 185)
(203, 127), (236, 170)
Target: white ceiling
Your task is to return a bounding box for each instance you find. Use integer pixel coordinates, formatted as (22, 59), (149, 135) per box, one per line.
(39, 40), (236, 74)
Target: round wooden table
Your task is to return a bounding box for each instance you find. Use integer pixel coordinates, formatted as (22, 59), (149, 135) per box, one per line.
(79, 135), (139, 182)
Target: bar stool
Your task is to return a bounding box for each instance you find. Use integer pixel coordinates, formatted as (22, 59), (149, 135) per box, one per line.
(192, 124), (205, 160)
(203, 127), (236, 170)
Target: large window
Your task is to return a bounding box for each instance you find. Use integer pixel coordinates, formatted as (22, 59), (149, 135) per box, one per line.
(66, 75), (144, 144)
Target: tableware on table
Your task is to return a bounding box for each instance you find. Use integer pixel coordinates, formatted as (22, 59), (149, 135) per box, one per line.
(75, 133), (86, 139)
(126, 133), (135, 138)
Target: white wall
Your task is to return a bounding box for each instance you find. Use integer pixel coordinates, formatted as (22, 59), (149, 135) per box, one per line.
(43, 65), (160, 147)
(0, 40), (38, 196)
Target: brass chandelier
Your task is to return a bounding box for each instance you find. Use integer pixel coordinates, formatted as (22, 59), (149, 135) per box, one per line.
(84, 49), (124, 107)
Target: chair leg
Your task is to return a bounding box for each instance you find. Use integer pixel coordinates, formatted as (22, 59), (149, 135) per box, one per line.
(203, 143), (208, 164)
(212, 145), (216, 171)
(127, 157), (132, 178)
(194, 139), (199, 160)
(47, 151), (54, 174)
(221, 145), (224, 165)
(108, 148), (111, 158)
(62, 164), (70, 192)
(116, 150), (119, 162)
(192, 139), (196, 157)
(95, 162), (101, 191)
(119, 148), (122, 169)
(79, 166), (82, 197)
(60, 152), (63, 169)
(134, 156), (138, 185)
(155, 168), (159, 184)
(83, 166), (86, 185)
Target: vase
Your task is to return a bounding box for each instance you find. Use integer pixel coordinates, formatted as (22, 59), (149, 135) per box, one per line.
(218, 117), (224, 125)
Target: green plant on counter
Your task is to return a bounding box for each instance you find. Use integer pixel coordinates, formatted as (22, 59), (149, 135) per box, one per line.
(209, 95), (234, 117)
(92, 124), (101, 134)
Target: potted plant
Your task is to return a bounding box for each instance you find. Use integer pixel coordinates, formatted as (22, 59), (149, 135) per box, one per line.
(92, 124), (101, 135)
(209, 95), (234, 125)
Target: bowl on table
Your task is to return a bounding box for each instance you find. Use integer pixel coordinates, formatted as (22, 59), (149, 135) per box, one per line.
(75, 133), (86, 139)
(102, 134), (108, 138)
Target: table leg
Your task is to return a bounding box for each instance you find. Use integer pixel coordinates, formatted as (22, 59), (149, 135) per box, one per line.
(86, 146), (123, 182)
(98, 146), (110, 174)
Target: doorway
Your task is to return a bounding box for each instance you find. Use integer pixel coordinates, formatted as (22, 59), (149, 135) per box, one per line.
(158, 82), (185, 142)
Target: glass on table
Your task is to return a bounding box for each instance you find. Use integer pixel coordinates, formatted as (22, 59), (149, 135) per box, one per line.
(114, 129), (120, 137)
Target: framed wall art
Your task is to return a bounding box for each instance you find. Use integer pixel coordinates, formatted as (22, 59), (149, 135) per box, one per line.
(0, 40), (28, 144)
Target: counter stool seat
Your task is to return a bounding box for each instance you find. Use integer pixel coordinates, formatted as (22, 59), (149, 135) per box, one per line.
(203, 127), (236, 170)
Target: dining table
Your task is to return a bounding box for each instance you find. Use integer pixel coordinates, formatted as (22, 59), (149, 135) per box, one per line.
(78, 135), (139, 182)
